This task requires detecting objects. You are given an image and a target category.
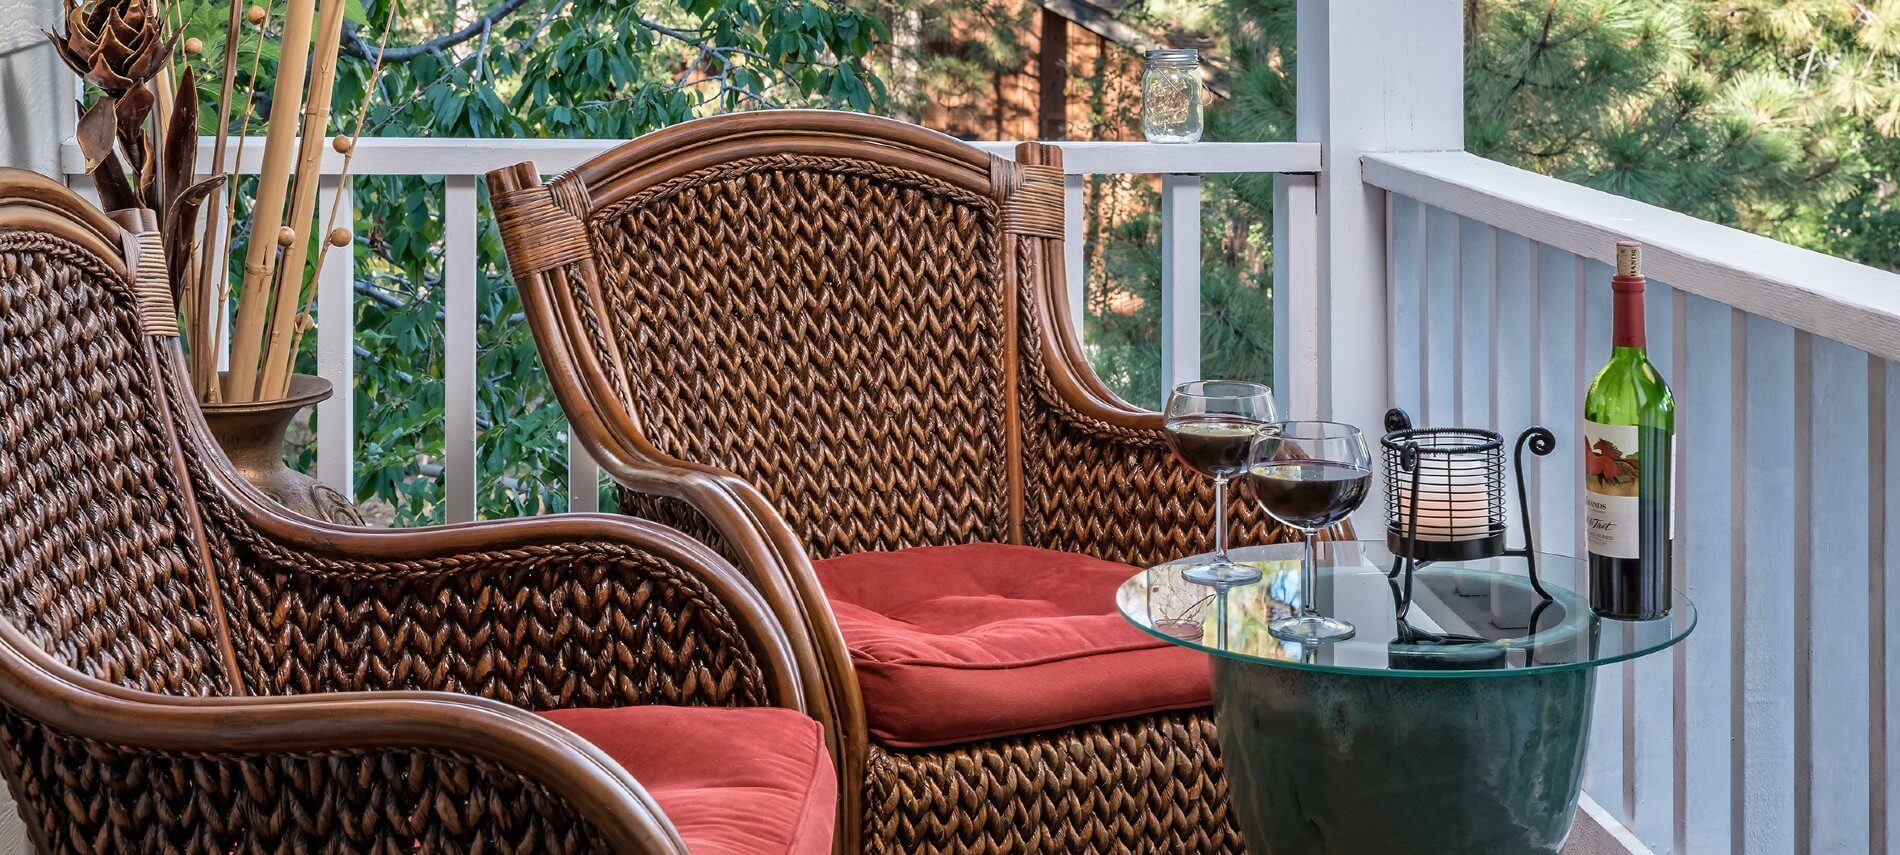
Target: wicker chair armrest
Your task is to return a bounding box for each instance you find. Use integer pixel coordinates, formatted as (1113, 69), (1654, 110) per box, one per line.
(198, 486), (804, 711)
(578, 441), (873, 852)
(0, 649), (689, 853)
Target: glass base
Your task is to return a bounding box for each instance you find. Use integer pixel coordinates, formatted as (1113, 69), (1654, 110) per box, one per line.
(1182, 560), (1263, 587)
(1153, 618), (1205, 640)
(1270, 613), (1356, 643)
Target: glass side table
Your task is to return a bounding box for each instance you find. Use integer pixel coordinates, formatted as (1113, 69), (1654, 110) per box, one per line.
(1117, 540), (1695, 855)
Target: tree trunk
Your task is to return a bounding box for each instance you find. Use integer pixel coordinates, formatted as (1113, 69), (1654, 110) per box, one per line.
(1038, 8), (1069, 141)
(888, 4), (923, 122)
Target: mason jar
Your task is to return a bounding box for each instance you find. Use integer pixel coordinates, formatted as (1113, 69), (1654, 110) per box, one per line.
(1142, 49), (1203, 143)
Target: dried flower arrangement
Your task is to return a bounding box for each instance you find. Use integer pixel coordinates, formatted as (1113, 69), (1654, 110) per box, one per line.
(48, 0), (391, 406)
(54, 0), (224, 301)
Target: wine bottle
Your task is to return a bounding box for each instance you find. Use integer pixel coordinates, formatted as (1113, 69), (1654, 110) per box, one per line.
(1583, 241), (1674, 620)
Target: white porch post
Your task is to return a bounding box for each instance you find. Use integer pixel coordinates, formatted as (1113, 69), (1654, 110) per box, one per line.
(0, 0), (71, 176)
(1294, 0), (1462, 524)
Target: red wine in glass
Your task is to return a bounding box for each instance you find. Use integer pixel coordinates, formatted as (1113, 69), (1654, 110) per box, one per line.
(1163, 380), (1276, 587)
(1165, 416), (1259, 479)
(1248, 421), (1370, 644)
(1246, 460), (1371, 530)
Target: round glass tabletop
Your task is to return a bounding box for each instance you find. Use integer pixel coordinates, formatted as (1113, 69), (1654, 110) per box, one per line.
(1117, 540), (1695, 678)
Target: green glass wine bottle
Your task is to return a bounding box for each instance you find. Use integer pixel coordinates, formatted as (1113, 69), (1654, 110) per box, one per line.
(1582, 241), (1674, 620)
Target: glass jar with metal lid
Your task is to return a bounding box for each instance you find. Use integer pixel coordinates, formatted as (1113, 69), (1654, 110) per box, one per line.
(1142, 48), (1203, 143)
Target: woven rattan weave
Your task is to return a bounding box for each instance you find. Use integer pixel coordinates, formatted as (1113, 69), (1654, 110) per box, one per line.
(0, 169), (812, 853)
(491, 111), (1336, 853)
(862, 710), (1241, 854)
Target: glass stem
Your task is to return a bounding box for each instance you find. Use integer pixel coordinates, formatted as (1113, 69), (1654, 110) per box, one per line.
(1301, 530), (1319, 617)
(1215, 588), (1229, 648)
(1213, 474), (1229, 563)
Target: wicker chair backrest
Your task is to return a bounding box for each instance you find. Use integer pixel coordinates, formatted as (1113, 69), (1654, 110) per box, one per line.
(581, 152), (1017, 559)
(0, 226), (232, 697)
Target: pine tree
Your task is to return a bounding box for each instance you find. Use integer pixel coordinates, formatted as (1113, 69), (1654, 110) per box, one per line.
(1083, 0), (1900, 409)
(1467, 0), (1893, 252)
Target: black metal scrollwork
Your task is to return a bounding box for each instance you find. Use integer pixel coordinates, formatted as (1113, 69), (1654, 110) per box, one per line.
(1506, 426), (1557, 601)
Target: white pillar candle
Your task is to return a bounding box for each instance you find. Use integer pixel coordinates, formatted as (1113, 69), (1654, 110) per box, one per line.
(1393, 461), (1493, 541)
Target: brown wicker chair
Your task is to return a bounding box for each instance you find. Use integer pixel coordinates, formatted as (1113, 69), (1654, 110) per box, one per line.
(0, 168), (835, 853)
(488, 110), (1316, 854)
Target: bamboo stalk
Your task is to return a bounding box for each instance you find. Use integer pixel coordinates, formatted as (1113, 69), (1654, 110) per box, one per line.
(258, 0), (350, 400)
(285, 0), (401, 390)
(192, 0), (247, 400)
(209, 7), (272, 405)
(223, 0), (320, 404)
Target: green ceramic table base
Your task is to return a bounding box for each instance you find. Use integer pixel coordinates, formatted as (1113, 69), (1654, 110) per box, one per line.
(1213, 657), (1595, 855)
(1120, 542), (1695, 853)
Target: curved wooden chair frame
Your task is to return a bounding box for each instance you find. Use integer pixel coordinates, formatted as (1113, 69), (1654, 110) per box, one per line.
(491, 111), (1324, 853)
(0, 168), (812, 853)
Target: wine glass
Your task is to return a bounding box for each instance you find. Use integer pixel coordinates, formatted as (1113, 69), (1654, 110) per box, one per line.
(1247, 420), (1371, 643)
(1163, 380), (1277, 586)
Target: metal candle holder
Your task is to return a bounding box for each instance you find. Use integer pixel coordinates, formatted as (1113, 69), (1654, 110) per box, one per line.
(1381, 408), (1557, 621)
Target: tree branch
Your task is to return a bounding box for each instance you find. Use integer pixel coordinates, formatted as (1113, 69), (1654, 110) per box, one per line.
(342, 0), (537, 63)
(638, 17), (766, 60)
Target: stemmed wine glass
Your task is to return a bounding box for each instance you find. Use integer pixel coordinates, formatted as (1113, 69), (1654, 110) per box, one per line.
(1163, 380), (1277, 586)
(1247, 421), (1371, 643)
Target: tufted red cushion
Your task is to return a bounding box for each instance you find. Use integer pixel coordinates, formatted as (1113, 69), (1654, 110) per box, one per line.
(542, 706), (835, 855)
(813, 542), (1212, 748)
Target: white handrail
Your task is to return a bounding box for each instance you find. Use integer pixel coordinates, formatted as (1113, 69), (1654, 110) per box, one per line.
(60, 137), (1323, 177)
(1363, 150), (1900, 363)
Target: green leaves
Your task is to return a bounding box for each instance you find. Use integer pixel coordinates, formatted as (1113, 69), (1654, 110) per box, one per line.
(172, 0), (898, 521)
(1457, 0), (1900, 253)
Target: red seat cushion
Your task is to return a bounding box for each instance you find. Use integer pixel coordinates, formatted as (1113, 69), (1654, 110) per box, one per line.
(541, 706), (834, 855)
(813, 542), (1212, 748)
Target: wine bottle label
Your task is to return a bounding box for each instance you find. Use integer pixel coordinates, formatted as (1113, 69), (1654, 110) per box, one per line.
(1583, 421), (1640, 559)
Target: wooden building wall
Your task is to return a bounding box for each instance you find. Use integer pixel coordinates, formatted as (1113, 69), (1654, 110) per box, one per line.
(917, 6), (1147, 143)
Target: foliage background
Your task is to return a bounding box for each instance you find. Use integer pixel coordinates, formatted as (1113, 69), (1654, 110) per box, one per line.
(179, 0), (887, 521)
(179, 0), (1900, 522)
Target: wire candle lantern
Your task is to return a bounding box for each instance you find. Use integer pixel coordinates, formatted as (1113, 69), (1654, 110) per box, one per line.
(1380, 419), (1507, 560)
(1381, 409), (1557, 614)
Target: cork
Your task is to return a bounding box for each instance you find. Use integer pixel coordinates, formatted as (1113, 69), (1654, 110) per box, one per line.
(1615, 241), (1641, 277)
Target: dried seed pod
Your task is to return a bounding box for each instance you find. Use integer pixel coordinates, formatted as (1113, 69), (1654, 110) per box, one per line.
(49, 0), (168, 95)
(326, 227), (351, 247)
(245, 5), (266, 25)
(276, 226), (296, 247)
(183, 37), (203, 55)
(331, 134), (353, 154)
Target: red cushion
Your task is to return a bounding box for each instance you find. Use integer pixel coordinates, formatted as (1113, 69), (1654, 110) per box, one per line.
(813, 542), (1211, 747)
(541, 706), (834, 855)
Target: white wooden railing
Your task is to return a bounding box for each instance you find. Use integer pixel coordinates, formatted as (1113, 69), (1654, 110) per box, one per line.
(1367, 150), (1900, 855)
(62, 136), (1321, 522)
(64, 133), (1900, 853)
